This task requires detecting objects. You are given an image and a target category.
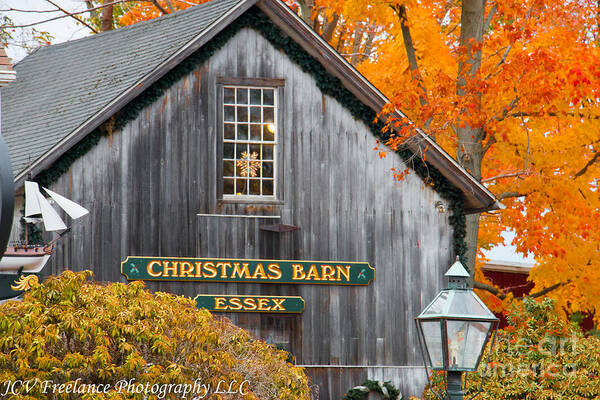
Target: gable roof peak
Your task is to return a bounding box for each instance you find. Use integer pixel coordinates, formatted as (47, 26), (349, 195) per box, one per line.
(2, 0), (498, 213)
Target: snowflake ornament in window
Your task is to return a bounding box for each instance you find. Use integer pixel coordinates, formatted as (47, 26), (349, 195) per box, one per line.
(237, 151), (261, 177)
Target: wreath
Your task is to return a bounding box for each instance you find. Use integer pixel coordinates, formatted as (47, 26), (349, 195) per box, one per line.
(343, 379), (402, 400)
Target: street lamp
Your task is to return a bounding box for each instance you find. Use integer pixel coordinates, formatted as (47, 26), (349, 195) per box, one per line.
(415, 257), (499, 400)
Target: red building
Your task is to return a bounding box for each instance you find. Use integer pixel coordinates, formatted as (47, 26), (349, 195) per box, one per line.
(482, 260), (594, 332)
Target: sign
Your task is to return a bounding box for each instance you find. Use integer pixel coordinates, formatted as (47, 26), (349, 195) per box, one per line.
(121, 257), (374, 285)
(195, 294), (305, 313)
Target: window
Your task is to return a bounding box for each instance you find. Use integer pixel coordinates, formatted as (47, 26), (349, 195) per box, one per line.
(222, 86), (277, 198)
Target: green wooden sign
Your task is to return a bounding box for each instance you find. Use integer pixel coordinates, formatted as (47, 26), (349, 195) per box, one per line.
(121, 257), (374, 285)
(195, 294), (305, 313)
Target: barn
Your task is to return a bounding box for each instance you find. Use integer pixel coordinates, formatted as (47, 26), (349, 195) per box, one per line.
(1, 0), (499, 397)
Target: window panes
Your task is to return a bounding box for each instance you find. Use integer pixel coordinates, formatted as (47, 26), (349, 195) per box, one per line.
(236, 88), (248, 104)
(224, 106), (235, 122)
(224, 88), (235, 104)
(222, 86), (277, 197)
(224, 123), (235, 140)
(263, 89), (274, 105)
(250, 90), (261, 105)
(264, 108), (274, 123)
(250, 125), (261, 140)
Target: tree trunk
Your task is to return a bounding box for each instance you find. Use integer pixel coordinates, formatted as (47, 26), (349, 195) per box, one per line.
(321, 13), (340, 42)
(100, 0), (114, 32)
(350, 24), (364, 65)
(456, 0), (486, 282)
(296, 0), (315, 26)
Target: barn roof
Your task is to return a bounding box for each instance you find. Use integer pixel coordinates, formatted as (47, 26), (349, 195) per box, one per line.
(1, 0), (500, 213)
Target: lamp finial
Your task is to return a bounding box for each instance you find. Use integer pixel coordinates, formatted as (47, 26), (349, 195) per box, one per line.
(445, 257), (469, 289)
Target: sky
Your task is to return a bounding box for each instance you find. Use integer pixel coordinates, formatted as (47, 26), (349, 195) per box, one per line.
(2, 0), (92, 61)
(0, 0), (536, 266)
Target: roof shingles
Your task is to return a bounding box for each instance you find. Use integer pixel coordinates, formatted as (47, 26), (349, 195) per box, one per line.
(2, 0), (241, 175)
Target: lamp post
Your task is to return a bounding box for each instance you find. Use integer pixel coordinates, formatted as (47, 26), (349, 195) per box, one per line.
(415, 257), (499, 400)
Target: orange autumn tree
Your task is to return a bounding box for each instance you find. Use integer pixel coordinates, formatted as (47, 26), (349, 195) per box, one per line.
(348, 0), (600, 322)
(117, 0), (600, 323)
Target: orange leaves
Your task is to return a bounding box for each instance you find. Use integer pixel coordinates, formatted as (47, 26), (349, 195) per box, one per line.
(336, 0), (600, 319)
(120, 0), (212, 26)
(391, 167), (410, 181)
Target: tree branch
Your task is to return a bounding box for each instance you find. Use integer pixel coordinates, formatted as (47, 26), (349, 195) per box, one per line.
(482, 135), (496, 154)
(349, 22), (365, 65)
(150, 0), (170, 14)
(573, 152), (600, 179)
(489, 96), (520, 123)
(527, 282), (568, 299)
(483, 3), (497, 32)
(474, 281), (506, 299)
(164, 0), (176, 13)
(475, 280), (568, 300)
(321, 12), (339, 42)
(85, 1), (98, 20)
(392, 4), (432, 132)
(0, 8), (58, 13)
(484, 4), (534, 81)
(340, 52), (370, 57)
(510, 111), (600, 119)
(361, 25), (376, 63)
(481, 171), (532, 183)
(497, 191), (526, 200)
(1, 0), (135, 29)
(45, 0), (98, 33)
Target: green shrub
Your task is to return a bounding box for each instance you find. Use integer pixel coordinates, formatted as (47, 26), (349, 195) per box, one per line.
(422, 298), (600, 400)
(0, 270), (310, 399)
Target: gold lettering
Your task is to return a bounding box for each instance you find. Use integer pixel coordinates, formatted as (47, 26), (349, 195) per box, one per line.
(229, 297), (243, 310)
(336, 265), (351, 282)
(214, 297), (227, 310)
(163, 261), (179, 277)
(267, 264), (282, 280)
(321, 265), (335, 281)
(232, 263), (251, 279)
(271, 298), (285, 311)
(217, 262), (230, 278)
(292, 264), (306, 280)
(180, 262), (194, 277)
(243, 298), (257, 310)
(194, 261), (203, 277)
(257, 298), (270, 311)
(204, 262), (217, 278)
(147, 260), (162, 277)
(251, 263), (268, 280)
(305, 264), (322, 281)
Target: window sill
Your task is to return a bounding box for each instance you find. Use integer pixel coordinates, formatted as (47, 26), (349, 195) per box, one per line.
(220, 197), (284, 205)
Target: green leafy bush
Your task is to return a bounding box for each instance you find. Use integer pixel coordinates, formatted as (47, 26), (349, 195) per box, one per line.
(0, 270), (310, 399)
(422, 298), (600, 400)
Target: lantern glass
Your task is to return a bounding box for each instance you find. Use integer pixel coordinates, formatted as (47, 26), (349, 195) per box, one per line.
(420, 320), (444, 369)
(446, 320), (492, 370)
(423, 291), (448, 315)
(422, 289), (494, 319)
(446, 291), (492, 318)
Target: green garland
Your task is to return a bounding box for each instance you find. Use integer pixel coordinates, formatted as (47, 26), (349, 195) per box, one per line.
(34, 6), (467, 261)
(343, 379), (402, 400)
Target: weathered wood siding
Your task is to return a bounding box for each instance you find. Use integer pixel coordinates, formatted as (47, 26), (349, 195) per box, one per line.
(26, 27), (454, 398)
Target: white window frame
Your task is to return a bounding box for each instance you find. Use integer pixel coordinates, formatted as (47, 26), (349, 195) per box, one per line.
(221, 85), (278, 200)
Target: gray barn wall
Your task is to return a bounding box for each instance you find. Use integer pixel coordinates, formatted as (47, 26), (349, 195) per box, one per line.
(21, 27), (454, 398)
